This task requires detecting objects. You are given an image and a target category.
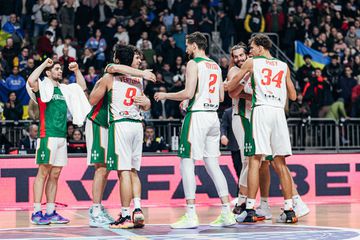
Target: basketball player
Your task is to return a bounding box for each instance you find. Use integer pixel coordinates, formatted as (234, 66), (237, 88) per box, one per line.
(227, 34), (298, 223)
(227, 44), (309, 220)
(28, 59), (87, 225)
(89, 45), (151, 229)
(86, 53), (155, 227)
(154, 32), (235, 228)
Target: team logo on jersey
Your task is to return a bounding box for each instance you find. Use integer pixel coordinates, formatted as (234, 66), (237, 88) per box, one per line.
(52, 94), (65, 101)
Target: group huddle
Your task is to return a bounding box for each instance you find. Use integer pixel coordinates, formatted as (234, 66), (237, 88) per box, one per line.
(27, 32), (309, 229)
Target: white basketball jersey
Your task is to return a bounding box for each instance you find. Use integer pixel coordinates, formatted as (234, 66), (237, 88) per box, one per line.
(109, 75), (144, 122)
(187, 57), (221, 112)
(252, 57), (288, 108)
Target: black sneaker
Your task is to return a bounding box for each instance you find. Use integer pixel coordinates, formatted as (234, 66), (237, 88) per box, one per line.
(232, 203), (246, 215)
(276, 209), (298, 223)
(244, 209), (258, 223)
(132, 208), (145, 228)
(109, 215), (134, 229)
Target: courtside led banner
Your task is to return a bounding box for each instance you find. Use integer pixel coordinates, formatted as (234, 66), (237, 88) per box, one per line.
(0, 154), (360, 209)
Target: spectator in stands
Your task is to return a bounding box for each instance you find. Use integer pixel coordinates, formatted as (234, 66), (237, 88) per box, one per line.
(67, 122), (74, 141)
(114, 24), (129, 45)
(20, 58), (35, 80)
(77, 20), (95, 47)
(265, 2), (285, 34)
(2, 13), (24, 49)
(0, 51), (10, 76)
(218, 10), (235, 53)
(326, 98), (348, 121)
(55, 35), (76, 59)
(323, 55), (343, 93)
(28, 99), (39, 120)
(58, 0), (76, 38)
(80, 48), (95, 73)
(333, 32), (348, 54)
(345, 25), (358, 48)
(113, 0), (130, 23)
(6, 66), (26, 91)
(143, 126), (166, 152)
(59, 46), (75, 77)
(244, 2), (265, 34)
(164, 37), (183, 67)
(93, 0), (112, 28)
(172, 24), (186, 52)
(85, 29), (107, 70)
(0, 131), (12, 154)
(36, 30), (53, 58)
(161, 8), (175, 32)
(84, 66), (99, 90)
(136, 31), (153, 50)
(4, 91), (23, 121)
(151, 86), (174, 119)
(14, 47), (29, 72)
(75, 0), (92, 39)
(46, 18), (60, 44)
(101, 17), (117, 46)
(337, 66), (357, 114)
(68, 128), (87, 153)
(198, 6), (213, 35)
(220, 107), (241, 179)
(289, 93), (310, 118)
(18, 124), (38, 153)
(296, 54), (315, 91)
(2, 38), (17, 69)
(32, 0), (52, 37)
(141, 40), (156, 67)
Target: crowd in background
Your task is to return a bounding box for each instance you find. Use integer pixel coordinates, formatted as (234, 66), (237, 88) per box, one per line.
(0, 0), (359, 151)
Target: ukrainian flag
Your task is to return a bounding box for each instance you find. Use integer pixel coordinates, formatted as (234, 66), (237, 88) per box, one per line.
(294, 41), (330, 70)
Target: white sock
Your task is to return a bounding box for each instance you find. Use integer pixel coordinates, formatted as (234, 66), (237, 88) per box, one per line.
(133, 197), (141, 209)
(292, 195), (302, 205)
(186, 204), (196, 217)
(260, 197), (269, 207)
(121, 207), (131, 217)
(221, 203), (231, 214)
(92, 204), (102, 217)
(284, 199), (293, 211)
(246, 198), (256, 210)
(46, 203), (55, 215)
(33, 203), (41, 213)
(237, 194), (247, 205)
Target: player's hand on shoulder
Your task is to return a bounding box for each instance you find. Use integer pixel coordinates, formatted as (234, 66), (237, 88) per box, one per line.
(154, 92), (166, 102)
(68, 62), (79, 72)
(143, 69), (156, 82)
(223, 80), (228, 91)
(104, 64), (114, 73)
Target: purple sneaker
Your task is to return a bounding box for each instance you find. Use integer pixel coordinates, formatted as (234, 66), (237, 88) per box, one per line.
(44, 211), (70, 224)
(31, 211), (50, 225)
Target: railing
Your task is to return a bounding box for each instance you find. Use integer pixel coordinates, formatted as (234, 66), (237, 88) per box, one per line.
(2, 118), (360, 154)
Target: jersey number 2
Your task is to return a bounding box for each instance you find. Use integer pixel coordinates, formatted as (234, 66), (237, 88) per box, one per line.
(123, 88), (137, 106)
(261, 68), (284, 88)
(209, 74), (217, 93)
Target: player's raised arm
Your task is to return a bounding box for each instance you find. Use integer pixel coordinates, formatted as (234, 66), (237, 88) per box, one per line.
(89, 74), (112, 106)
(286, 66), (297, 101)
(154, 60), (198, 101)
(68, 62), (87, 91)
(105, 64), (156, 82)
(227, 58), (253, 92)
(27, 58), (54, 92)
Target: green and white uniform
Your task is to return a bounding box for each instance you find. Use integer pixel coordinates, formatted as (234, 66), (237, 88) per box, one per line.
(35, 87), (68, 166)
(251, 56), (292, 157)
(178, 57), (222, 160)
(107, 75), (144, 171)
(231, 69), (253, 187)
(85, 94), (109, 165)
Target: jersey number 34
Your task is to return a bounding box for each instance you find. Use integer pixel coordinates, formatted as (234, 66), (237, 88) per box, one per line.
(261, 68), (284, 88)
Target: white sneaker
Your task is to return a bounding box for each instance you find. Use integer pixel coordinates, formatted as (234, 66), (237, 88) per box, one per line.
(101, 205), (114, 223)
(294, 201), (310, 218)
(170, 213), (199, 229)
(231, 198), (238, 205)
(89, 207), (112, 227)
(256, 205), (272, 220)
(210, 211), (236, 227)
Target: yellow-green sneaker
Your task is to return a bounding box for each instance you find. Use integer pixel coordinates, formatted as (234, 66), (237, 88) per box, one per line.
(210, 211), (236, 227)
(170, 213), (199, 229)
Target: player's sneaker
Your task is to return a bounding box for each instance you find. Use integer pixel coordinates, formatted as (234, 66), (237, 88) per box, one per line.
(31, 211), (50, 225)
(256, 205), (272, 220)
(170, 213), (199, 229)
(276, 209), (298, 223)
(44, 211), (70, 224)
(294, 201), (310, 218)
(101, 205), (114, 223)
(232, 203), (246, 215)
(236, 209), (260, 223)
(89, 207), (112, 227)
(132, 208), (145, 228)
(210, 211), (236, 227)
(109, 215), (134, 229)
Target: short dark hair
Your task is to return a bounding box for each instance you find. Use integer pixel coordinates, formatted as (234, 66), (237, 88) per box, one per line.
(249, 34), (272, 50)
(113, 44), (142, 66)
(44, 61), (61, 74)
(303, 54), (312, 60)
(186, 32), (208, 50)
(231, 42), (248, 57)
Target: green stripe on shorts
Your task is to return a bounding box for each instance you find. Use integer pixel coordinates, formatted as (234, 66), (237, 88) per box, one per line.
(178, 112), (192, 158)
(107, 123), (119, 171)
(36, 137), (51, 165)
(90, 122), (106, 164)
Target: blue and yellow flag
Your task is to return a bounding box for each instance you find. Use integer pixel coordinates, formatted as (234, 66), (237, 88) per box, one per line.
(294, 41), (330, 70)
